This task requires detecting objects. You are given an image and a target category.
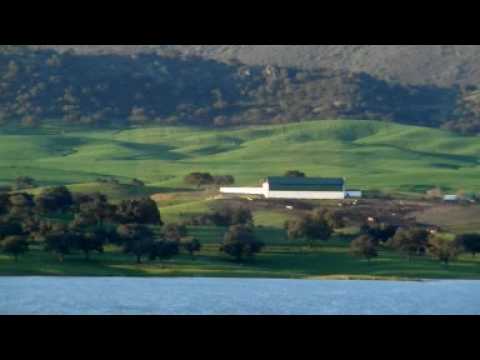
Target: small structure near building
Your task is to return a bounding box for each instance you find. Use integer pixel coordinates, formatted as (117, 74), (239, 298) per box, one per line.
(443, 195), (458, 202)
(220, 177), (362, 200)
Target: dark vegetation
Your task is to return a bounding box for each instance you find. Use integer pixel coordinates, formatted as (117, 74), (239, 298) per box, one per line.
(220, 225), (264, 261)
(0, 181), (164, 263)
(284, 170), (306, 178)
(184, 172), (235, 188)
(1, 46), (478, 134)
(0, 177), (260, 264)
(183, 205), (253, 227)
(350, 235), (378, 263)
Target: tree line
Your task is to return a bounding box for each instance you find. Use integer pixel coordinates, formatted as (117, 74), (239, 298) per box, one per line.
(0, 182), (267, 263)
(352, 221), (479, 265)
(284, 207), (479, 266)
(0, 183), (197, 263)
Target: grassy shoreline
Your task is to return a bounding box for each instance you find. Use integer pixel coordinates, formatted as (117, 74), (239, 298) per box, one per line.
(2, 240), (479, 281)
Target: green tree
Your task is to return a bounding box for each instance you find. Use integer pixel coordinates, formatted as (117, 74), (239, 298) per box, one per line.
(131, 178), (145, 187)
(164, 223), (188, 242)
(184, 172), (215, 188)
(181, 237), (202, 258)
(0, 220), (23, 240)
(213, 175), (235, 186)
(284, 170), (306, 178)
(117, 224), (155, 264)
(0, 193), (10, 215)
(73, 193), (116, 226)
(210, 206), (253, 227)
(7, 193), (35, 220)
(389, 228), (429, 261)
(428, 236), (461, 266)
(73, 230), (105, 260)
(2, 235), (29, 262)
(44, 225), (73, 263)
(149, 240), (180, 265)
(115, 198), (162, 225)
(455, 233), (480, 257)
(35, 186), (73, 214)
(285, 211), (333, 248)
(350, 235), (378, 263)
(361, 222), (399, 244)
(312, 208), (345, 230)
(220, 225), (264, 261)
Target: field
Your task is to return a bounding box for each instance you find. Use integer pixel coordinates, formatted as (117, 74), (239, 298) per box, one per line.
(2, 230), (480, 280)
(1, 119), (480, 279)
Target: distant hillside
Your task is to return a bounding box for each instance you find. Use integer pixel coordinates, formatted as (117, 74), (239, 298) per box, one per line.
(30, 45), (480, 87)
(1, 120), (479, 194)
(2, 46), (473, 132)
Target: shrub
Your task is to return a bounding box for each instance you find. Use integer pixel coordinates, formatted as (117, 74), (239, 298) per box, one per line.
(350, 235), (378, 263)
(220, 225), (264, 261)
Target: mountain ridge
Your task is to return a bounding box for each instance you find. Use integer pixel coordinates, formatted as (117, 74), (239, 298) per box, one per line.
(29, 45), (480, 86)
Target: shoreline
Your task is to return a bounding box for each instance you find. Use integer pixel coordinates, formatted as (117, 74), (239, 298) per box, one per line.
(1, 273), (477, 282)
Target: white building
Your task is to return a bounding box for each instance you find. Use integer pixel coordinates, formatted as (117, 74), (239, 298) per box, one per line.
(443, 195), (458, 202)
(220, 177), (362, 200)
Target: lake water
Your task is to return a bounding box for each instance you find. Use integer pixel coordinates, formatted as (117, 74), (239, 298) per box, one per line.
(1, 277), (479, 315)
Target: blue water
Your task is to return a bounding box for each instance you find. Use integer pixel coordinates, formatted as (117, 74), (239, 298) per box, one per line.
(0, 277), (479, 315)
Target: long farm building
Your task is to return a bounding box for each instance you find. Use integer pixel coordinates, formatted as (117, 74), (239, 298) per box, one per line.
(220, 177), (362, 200)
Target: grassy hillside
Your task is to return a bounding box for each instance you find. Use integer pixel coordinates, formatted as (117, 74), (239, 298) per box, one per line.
(1, 120), (479, 199)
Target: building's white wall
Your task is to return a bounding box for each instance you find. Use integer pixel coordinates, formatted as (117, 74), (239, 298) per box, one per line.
(266, 191), (346, 200)
(220, 187), (266, 196)
(263, 181), (269, 191)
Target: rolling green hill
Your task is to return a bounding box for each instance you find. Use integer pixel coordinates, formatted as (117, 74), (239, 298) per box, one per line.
(1, 120), (479, 200)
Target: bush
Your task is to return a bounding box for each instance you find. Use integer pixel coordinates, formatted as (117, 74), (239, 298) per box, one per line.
(164, 223), (188, 242)
(361, 222), (399, 244)
(213, 175), (235, 186)
(184, 173), (214, 188)
(181, 237), (202, 258)
(220, 225), (264, 261)
(389, 227), (429, 261)
(149, 240), (180, 263)
(455, 233), (480, 257)
(117, 224), (155, 264)
(35, 186), (73, 213)
(350, 235), (378, 263)
(2, 235), (29, 261)
(428, 236), (461, 266)
(210, 206), (253, 227)
(284, 170), (306, 178)
(285, 210), (334, 247)
(115, 198), (162, 225)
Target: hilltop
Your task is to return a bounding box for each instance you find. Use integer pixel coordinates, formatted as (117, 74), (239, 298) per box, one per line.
(30, 45), (480, 87)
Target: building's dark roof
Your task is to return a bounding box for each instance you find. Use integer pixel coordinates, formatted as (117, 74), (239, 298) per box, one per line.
(267, 177), (345, 192)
